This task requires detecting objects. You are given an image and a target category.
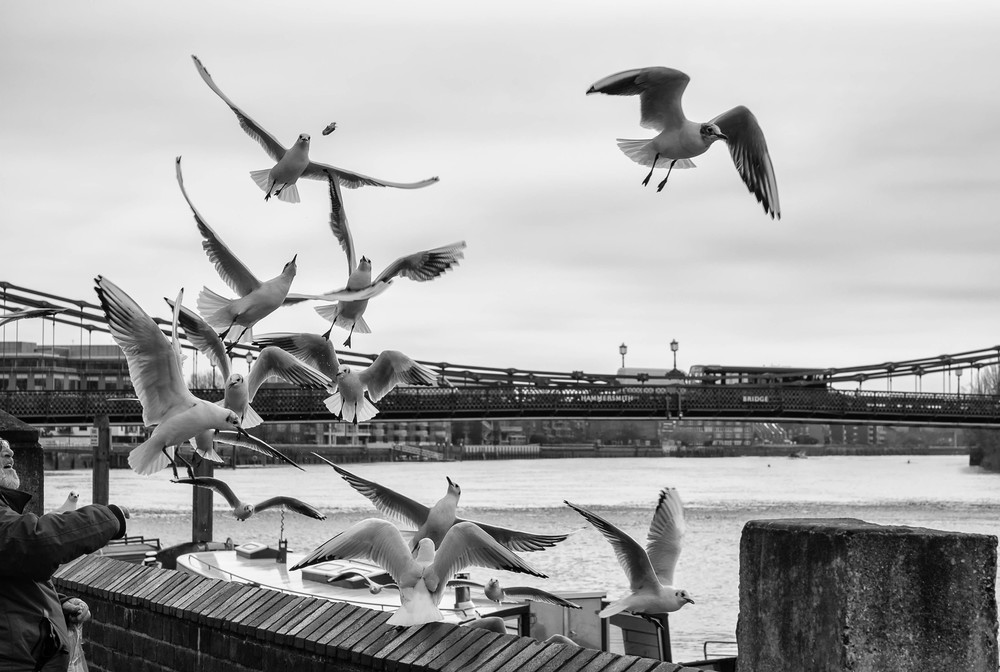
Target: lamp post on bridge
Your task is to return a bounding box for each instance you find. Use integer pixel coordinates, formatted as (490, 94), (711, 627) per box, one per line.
(956, 368), (962, 397)
(619, 343), (627, 369)
(245, 349), (255, 373)
(670, 339), (679, 372)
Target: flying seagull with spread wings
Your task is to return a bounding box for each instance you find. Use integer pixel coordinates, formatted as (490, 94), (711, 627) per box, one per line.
(318, 456), (569, 553)
(587, 66), (780, 219)
(0, 308), (66, 328)
(322, 351), (437, 424)
(94, 276), (250, 477)
(566, 487), (694, 629)
(291, 518), (546, 626)
(191, 55), (439, 203)
(172, 476), (325, 521)
(314, 172), (465, 347)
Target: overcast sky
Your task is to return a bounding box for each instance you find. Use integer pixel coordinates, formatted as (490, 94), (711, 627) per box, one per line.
(2, 1), (999, 389)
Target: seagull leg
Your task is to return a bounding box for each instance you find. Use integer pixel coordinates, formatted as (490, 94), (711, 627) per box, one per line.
(642, 154), (660, 187)
(342, 324), (356, 348)
(217, 318), (238, 343)
(656, 160), (677, 192)
(224, 326), (251, 355)
(175, 450), (196, 480)
(164, 447), (180, 481)
(639, 613), (664, 630)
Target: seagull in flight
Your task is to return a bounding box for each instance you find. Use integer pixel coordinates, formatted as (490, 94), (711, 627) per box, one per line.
(94, 276), (251, 477)
(322, 351), (437, 424)
(172, 476), (326, 521)
(291, 518), (546, 626)
(165, 299), (332, 428)
(565, 487), (694, 629)
(448, 577), (581, 610)
(0, 307), (66, 328)
(191, 55), (439, 203)
(317, 456), (569, 553)
(314, 172), (466, 347)
(587, 66), (780, 219)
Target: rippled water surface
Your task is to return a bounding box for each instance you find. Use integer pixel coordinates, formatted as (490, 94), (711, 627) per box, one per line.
(45, 455), (1000, 662)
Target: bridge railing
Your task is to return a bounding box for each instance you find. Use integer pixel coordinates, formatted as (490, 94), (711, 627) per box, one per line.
(3, 384), (1000, 426)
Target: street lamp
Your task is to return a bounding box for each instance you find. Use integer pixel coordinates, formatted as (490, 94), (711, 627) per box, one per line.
(956, 368), (963, 397)
(619, 343), (628, 369)
(245, 349), (255, 373)
(670, 339), (679, 371)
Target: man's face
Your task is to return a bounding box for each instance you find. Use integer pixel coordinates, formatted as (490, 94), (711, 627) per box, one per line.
(0, 440), (19, 489)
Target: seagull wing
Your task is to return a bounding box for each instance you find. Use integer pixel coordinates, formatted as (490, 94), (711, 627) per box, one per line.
(298, 281), (394, 303)
(359, 350), (438, 402)
(253, 332), (340, 380)
(565, 500), (659, 593)
(428, 522), (547, 597)
(191, 55), (287, 162)
(324, 171), (356, 277)
(94, 276), (194, 426)
(213, 430), (305, 470)
(172, 476), (241, 509)
(246, 347), (333, 401)
(290, 518), (417, 585)
(0, 308), (66, 328)
(318, 457), (431, 527)
(253, 496), (326, 520)
(302, 160), (439, 190)
(500, 586), (581, 609)
(165, 297), (230, 378)
(372, 241), (467, 285)
(645, 487), (686, 586)
(176, 157), (261, 296)
(456, 517), (568, 553)
(710, 105), (781, 219)
(587, 66), (690, 132)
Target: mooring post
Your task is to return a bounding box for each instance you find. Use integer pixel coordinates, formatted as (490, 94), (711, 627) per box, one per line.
(92, 415), (110, 506)
(191, 456), (214, 543)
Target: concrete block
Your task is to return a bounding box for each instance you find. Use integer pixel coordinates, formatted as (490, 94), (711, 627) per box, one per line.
(738, 518), (998, 671)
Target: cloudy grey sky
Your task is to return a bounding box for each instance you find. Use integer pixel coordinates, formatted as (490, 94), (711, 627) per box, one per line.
(2, 1), (999, 386)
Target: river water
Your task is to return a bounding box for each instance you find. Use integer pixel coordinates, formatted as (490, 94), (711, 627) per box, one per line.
(44, 455), (1000, 662)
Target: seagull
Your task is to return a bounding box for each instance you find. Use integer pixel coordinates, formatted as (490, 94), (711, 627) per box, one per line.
(316, 456), (569, 553)
(253, 331), (341, 409)
(94, 276), (250, 477)
(176, 157), (303, 352)
(448, 577), (581, 609)
(0, 307), (66, 328)
(172, 476), (325, 521)
(211, 430), (305, 470)
(191, 55), (439, 203)
(325, 569), (398, 594)
(565, 488), (694, 628)
(324, 350), (437, 424)
(314, 172), (466, 347)
(587, 66), (780, 219)
(165, 299), (333, 428)
(53, 491), (80, 513)
(291, 518), (546, 626)
(321, 122), (338, 137)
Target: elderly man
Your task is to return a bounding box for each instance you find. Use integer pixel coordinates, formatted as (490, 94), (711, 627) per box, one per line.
(1, 438), (129, 671)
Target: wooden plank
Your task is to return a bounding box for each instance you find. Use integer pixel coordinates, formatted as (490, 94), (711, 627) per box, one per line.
(129, 571), (177, 606)
(469, 637), (539, 672)
(230, 589), (287, 635)
(539, 647), (597, 672)
(146, 574), (197, 612)
(438, 632), (516, 672)
(156, 575), (205, 613)
(391, 622), (465, 671)
(255, 594), (312, 639)
(300, 602), (356, 652)
(188, 582), (244, 624)
(92, 414), (110, 505)
(104, 564), (150, 596)
(273, 597), (328, 645)
(244, 592), (298, 631)
(362, 618), (439, 667)
(575, 651), (637, 672)
(491, 640), (563, 672)
(219, 586), (272, 628)
(646, 663), (688, 672)
(69, 556), (111, 591)
(170, 578), (219, 615)
(337, 611), (394, 660)
(207, 584), (262, 626)
(118, 570), (167, 606)
(417, 628), (496, 671)
(311, 604), (369, 652)
(406, 624), (478, 670)
(286, 601), (343, 648)
(321, 608), (383, 658)
(354, 622), (419, 667)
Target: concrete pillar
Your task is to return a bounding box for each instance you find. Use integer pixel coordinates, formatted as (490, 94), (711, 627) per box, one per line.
(1, 409), (42, 514)
(92, 414), (110, 505)
(738, 518), (998, 671)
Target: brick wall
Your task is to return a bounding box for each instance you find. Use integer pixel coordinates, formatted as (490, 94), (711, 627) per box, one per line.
(54, 555), (692, 672)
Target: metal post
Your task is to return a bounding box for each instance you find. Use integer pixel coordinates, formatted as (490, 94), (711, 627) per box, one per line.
(191, 456), (214, 543)
(92, 415), (110, 505)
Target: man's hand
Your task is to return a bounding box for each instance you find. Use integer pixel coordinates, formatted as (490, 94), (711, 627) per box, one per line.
(62, 597), (91, 625)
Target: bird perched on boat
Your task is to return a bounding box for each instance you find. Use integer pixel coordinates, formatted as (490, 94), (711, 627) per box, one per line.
(324, 350), (437, 424)
(0, 307), (66, 328)
(448, 577), (581, 609)
(53, 491), (80, 513)
(175, 157), (304, 352)
(165, 299), (333, 428)
(565, 488), (694, 629)
(587, 66), (780, 219)
(315, 456), (569, 553)
(313, 172), (466, 347)
(93, 276), (250, 477)
(291, 518), (546, 626)
(172, 476), (325, 521)
(191, 55), (439, 203)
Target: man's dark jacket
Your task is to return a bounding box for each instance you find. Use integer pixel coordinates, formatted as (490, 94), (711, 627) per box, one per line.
(0, 487), (125, 671)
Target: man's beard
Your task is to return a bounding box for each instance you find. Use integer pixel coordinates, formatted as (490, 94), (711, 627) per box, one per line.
(0, 467), (21, 489)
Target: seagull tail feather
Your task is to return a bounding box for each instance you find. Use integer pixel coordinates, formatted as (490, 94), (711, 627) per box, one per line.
(196, 287), (234, 329)
(324, 390), (344, 417)
(353, 315), (371, 335)
(616, 139), (697, 170)
(274, 183), (300, 204)
(315, 302), (341, 324)
(128, 440), (172, 476)
(598, 599), (630, 619)
(355, 397), (379, 423)
(241, 404), (263, 429)
(250, 169), (272, 193)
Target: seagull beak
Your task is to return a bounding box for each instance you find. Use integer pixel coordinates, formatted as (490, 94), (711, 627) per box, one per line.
(446, 476), (455, 487)
(684, 597), (696, 605)
(715, 131), (728, 141)
(236, 425), (252, 443)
